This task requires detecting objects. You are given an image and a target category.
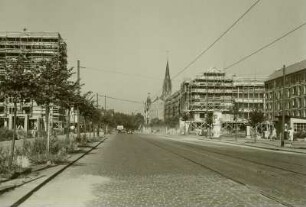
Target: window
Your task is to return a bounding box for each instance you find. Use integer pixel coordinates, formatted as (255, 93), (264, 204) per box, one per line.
(199, 113), (205, 118)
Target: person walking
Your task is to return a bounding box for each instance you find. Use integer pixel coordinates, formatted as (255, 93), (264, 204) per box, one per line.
(289, 127), (294, 146)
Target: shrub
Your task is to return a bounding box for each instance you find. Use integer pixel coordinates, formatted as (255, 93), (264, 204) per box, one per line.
(0, 146), (10, 174)
(0, 127), (16, 142)
(0, 146), (20, 175)
(23, 137), (69, 164)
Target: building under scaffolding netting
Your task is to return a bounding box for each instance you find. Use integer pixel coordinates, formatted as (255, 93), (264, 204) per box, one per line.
(164, 68), (265, 135)
(0, 31), (67, 133)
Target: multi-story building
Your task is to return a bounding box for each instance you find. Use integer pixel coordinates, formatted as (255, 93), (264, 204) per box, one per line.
(265, 59), (306, 132)
(0, 31), (67, 132)
(164, 90), (181, 121)
(164, 68), (265, 132)
(233, 77), (265, 121)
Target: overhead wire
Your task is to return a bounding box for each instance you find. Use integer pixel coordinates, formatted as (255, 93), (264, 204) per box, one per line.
(98, 94), (142, 104)
(172, 0), (261, 79)
(83, 66), (163, 81)
(224, 21), (306, 70)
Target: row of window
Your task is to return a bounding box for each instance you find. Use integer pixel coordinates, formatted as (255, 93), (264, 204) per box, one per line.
(0, 44), (59, 50)
(267, 110), (306, 118)
(266, 97), (306, 110)
(266, 85), (306, 99)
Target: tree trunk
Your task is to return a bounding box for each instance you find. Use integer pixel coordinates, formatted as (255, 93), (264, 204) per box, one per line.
(45, 104), (50, 153)
(9, 101), (17, 167)
(66, 108), (71, 141)
(83, 118), (87, 142)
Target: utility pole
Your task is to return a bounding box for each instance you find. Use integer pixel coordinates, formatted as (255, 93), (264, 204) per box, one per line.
(104, 95), (107, 110)
(104, 95), (107, 134)
(281, 65), (286, 147)
(96, 93), (99, 137)
(77, 60), (81, 140)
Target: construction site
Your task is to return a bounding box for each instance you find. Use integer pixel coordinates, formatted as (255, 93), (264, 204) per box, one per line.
(0, 31), (67, 134)
(164, 68), (265, 136)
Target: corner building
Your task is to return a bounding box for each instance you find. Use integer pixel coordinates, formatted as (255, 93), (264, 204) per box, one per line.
(265, 60), (306, 132)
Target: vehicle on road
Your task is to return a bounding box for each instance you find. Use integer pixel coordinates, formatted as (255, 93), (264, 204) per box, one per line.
(117, 125), (125, 133)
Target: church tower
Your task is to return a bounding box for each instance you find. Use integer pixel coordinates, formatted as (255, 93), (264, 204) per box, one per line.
(161, 60), (172, 100)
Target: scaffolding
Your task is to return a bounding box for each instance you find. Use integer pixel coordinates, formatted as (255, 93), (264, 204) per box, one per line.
(0, 31), (67, 131)
(164, 68), (266, 133)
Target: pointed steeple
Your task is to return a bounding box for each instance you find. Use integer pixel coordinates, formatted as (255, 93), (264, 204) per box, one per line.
(161, 60), (172, 100)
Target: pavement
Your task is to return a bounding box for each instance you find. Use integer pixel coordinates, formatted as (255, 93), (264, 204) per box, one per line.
(0, 136), (107, 207)
(157, 133), (306, 154)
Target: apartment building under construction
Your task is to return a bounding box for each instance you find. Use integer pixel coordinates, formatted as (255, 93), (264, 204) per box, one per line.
(164, 68), (265, 132)
(0, 31), (67, 132)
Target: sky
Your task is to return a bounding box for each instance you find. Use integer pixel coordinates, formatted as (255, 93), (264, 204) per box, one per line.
(0, 0), (306, 113)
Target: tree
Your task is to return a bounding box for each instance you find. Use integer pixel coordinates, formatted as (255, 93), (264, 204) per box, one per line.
(249, 109), (265, 128)
(231, 101), (240, 140)
(205, 112), (213, 127)
(181, 111), (191, 121)
(231, 101), (239, 122)
(56, 80), (79, 140)
(0, 54), (39, 166)
(165, 115), (179, 128)
(150, 118), (164, 127)
(205, 112), (214, 138)
(34, 56), (74, 152)
(249, 109), (265, 142)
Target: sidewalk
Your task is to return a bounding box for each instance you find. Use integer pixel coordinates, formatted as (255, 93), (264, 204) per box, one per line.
(159, 133), (306, 154)
(0, 136), (108, 207)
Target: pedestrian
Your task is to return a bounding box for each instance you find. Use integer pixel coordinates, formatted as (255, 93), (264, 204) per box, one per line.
(289, 127), (294, 145)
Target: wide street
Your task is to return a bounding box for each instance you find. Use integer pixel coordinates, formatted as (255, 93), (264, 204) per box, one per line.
(20, 133), (306, 207)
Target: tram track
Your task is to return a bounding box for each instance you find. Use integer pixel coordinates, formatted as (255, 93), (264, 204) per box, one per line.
(140, 136), (305, 207)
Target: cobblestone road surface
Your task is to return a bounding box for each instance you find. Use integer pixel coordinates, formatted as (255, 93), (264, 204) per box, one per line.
(20, 133), (306, 206)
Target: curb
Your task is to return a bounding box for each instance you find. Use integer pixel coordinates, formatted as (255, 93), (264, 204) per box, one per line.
(197, 139), (306, 155)
(159, 135), (306, 155)
(199, 139), (306, 155)
(8, 137), (107, 207)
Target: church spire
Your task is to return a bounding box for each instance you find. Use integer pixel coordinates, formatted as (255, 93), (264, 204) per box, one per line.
(161, 60), (172, 100)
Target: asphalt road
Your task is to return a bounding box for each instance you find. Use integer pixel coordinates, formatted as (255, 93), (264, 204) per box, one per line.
(20, 133), (306, 207)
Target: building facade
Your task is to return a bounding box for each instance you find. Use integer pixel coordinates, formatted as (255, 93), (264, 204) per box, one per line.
(265, 60), (306, 132)
(149, 97), (164, 121)
(164, 68), (265, 131)
(233, 77), (265, 121)
(0, 31), (67, 132)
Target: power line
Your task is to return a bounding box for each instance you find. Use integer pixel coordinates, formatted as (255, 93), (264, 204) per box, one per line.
(224, 21), (306, 70)
(83, 66), (163, 81)
(98, 94), (142, 104)
(172, 0), (261, 79)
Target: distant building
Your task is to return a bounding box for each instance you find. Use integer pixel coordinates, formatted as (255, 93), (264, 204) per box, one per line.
(164, 68), (265, 132)
(149, 97), (164, 121)
(161, 60), (172, 101)
(0, 31), (67, 132)
(265, 60), (306, 132)
(146, 61), (172, 123)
